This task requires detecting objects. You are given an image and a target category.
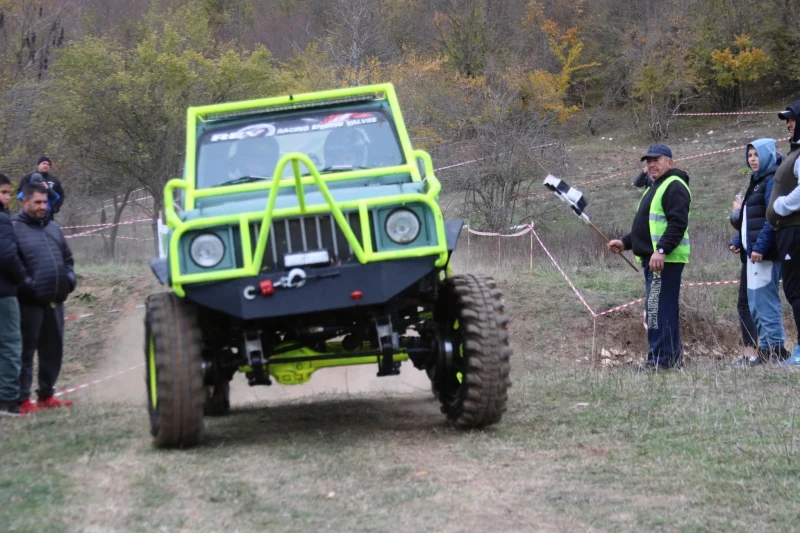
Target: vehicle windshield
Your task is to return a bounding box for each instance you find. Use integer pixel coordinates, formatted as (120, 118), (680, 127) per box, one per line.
(195, 108), (405, 189)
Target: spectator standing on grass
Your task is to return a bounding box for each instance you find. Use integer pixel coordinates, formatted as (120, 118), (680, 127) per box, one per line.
(0, 174), (26, 417)
(12, 183), (76, 414)
(729, 139), (789, 366)
(728, 188), (760, 363)
(766, 99), (800, 367)
(608, 144), (691, 371)
(17, 156), (64, 220)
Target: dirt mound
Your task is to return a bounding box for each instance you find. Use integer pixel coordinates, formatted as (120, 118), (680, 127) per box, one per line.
(540, 307), (744, 368)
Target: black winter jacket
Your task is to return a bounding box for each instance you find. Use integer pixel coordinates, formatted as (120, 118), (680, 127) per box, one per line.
(18, 172), (65, 215)
(729, 165), (780, 262)
(12, 212), (76, 305)
(622, 169), (691, 258)
(0, 206), (25, 297)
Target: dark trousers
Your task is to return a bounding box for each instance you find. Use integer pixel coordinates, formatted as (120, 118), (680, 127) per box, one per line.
(776, 226), (800, 344)
(18, 302), (64, 402)
(643, 261), (685, 367)
(736, 260), (758, 347)
(0, 297), (21, 403)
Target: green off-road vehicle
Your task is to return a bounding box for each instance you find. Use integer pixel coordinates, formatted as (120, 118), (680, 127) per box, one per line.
(145, 83), (511, 448)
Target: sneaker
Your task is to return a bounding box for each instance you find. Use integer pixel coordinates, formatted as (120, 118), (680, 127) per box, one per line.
(19, 399), (40, 416)
(756, 346), (790, 363)
(0, 402), (21, 417)
(733, 355), (764, 368)
(39, 396), (73, 409)
(777, 346), (800, 367)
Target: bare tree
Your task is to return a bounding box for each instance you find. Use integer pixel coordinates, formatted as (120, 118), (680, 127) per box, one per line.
(322, 0), (390, 86)
(443, 86), (563, 231)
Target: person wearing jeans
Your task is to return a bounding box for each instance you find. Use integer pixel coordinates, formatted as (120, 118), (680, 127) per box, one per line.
(730, 138), (788, 365)
(0, 173), (26, 416)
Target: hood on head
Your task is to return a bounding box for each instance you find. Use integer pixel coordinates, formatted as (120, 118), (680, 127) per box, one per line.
(746, 138), (778, 178)
(781, 99), (800, 144)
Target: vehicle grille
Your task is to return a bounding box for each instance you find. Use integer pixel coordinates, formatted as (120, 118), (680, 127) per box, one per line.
(250, 212), (368, 271)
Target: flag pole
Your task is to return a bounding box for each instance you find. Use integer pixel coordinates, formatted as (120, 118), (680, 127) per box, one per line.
(543, 174), (639, 273)
(586, 220), (639, 272)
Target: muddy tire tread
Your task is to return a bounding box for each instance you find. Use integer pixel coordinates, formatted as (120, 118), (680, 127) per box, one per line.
(145, 292), (205, 448)
(441, 274), (512, 428)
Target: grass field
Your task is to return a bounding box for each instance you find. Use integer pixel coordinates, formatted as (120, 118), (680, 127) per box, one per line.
(2, 364), (799, 532)
(2, 113), (799, 532)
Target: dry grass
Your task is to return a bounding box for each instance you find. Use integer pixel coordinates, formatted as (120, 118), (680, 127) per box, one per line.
(3, 113), (799, 532)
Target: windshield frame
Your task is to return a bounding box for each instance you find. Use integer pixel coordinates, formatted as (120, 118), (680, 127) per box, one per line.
(194, 102), (407, 190)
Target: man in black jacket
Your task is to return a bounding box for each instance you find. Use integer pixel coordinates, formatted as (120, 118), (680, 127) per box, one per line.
(17, 156), (65, 220)
(12, 183), (76, 412)
(0, 174), (26, 416)
(766, 99), (800, 366)
(608, 144), (692, 370)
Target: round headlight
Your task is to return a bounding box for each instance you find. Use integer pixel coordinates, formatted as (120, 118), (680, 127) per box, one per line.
(385, 209), (421, 244)
(190, 233), (225, 268)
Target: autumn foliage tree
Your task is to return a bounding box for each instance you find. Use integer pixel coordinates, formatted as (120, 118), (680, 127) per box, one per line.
(40, 3), (291, 255)
(517, 17), (599, 123)
(710, 34), (771, 109)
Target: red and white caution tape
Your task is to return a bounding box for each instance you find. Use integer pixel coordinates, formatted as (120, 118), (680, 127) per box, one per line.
(465, 224), (533, 238)
(435, 143), (558, 173)
(48, 364), (144, 400)
(674, 111), (777, 116)
(683, 279), (739, 287)
(596, 296), (647, 317)
(65, 304), (145, 323)
(530, 138), (791, 202)
(529, 226), (597, 317)
(64, 218), (151, 238)
(61, 217), (151, 230)
(78, 234), (153, 242)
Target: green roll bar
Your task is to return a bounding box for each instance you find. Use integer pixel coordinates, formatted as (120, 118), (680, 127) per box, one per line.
(164, 84), (449, 297)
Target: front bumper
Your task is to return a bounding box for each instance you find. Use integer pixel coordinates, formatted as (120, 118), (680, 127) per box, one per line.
(182, 256), (438, 320)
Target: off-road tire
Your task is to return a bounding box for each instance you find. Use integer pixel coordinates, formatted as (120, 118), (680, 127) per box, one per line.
(203, 381), (230, 417)
(145, 292), (205, 448)
(437, 275), (511, 428)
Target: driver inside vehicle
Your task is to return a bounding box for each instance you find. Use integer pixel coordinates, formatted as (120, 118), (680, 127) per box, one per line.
(323, 128), (369, 169)
(229, 137), (280, 179)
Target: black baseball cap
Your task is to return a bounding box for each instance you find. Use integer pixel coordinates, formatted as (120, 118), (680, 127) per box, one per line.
(640, 144), (673, 161)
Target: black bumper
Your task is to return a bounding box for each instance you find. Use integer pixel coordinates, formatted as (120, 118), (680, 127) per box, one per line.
(182, 257), (438, 320)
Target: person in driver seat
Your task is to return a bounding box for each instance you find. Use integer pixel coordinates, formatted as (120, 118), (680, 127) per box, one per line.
(230, 137), (280, 179)
(323, 128), (369, 169)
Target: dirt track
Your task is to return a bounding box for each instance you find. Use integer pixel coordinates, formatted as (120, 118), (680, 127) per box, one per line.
(84, 307), (432, 406)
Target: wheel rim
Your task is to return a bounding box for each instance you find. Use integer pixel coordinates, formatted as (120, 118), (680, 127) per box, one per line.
(147, 335), (158, 409)
(441, 317), (465, 405)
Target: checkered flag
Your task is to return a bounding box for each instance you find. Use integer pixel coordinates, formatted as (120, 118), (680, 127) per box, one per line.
(543, 175), (589, 223)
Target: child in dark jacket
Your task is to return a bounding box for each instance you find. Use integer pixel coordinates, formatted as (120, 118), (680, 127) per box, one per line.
(729, 138), (789, 365)
(0, 173), (26, 416)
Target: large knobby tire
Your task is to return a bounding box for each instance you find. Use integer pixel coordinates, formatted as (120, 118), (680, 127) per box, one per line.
(437, 275), (511, 428)
(145, 292), (205, 448)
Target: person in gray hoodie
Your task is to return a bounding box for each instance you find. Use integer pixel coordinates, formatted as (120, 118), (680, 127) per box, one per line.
(730, 138), (788, 365)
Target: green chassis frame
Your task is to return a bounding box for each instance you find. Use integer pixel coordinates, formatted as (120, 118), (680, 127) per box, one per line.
(164, 83), (449, 298)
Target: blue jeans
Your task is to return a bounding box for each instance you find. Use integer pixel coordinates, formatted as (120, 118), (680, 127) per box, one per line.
(747, 260), (785, 350)
(0, 297), (21, 403)
(643, 262), (685, 368)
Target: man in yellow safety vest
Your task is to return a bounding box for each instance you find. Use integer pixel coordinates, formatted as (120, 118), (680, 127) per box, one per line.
(608, 144), (692, 371)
